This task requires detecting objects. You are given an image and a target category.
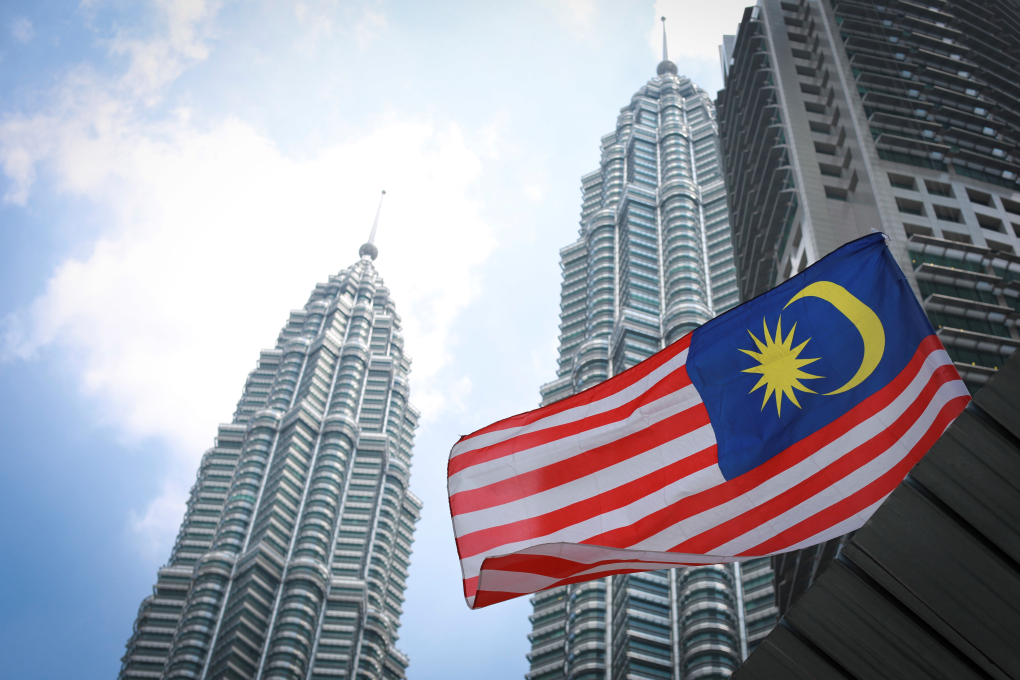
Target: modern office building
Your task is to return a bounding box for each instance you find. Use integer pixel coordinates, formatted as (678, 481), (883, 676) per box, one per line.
(717, 0), (1020, 620)
(119, 197), (423, 680)
(526, 30), (777, 680)
(718, 0), (1020, 392)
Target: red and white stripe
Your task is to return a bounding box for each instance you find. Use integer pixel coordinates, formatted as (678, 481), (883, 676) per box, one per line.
(448, 333), (968, 609)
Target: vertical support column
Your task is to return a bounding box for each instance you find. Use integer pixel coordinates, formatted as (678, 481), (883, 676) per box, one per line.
(604, 577), (614, 680)
(683, 100), (714, 316)
(669, 569), (681, 679)
(349, 364), (396, 680)
(733, 562), (749, 661)
(655, 101), (668, 350)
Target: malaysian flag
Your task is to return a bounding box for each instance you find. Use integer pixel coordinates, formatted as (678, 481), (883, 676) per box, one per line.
(449, 234), (970, 609)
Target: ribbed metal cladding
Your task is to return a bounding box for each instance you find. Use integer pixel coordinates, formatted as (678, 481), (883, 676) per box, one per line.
(119, 253), (422, 680)
(733, 352), (1020, 680)
(525, 64), (774, 680)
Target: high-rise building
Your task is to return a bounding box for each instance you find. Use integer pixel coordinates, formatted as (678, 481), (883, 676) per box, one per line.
(717, 0), (1020, 622)
(718, 0), (1020, 392)
(526, 27), (777, 680)
(717, 0), (1020, 617)
(119, 197), (423, 680)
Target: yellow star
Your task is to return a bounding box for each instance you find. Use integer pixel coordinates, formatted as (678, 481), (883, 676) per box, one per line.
(740, 316), (824, 417)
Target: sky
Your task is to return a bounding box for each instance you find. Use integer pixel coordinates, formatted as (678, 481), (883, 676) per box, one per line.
(0, 1), (750, 678)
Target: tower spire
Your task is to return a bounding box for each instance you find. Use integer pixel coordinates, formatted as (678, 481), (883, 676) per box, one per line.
(657, 16), (679, 76)
(662, 16), (668, 62)
(359, 190), (385, 261)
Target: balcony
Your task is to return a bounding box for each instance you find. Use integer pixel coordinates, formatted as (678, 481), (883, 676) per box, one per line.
(908, 233), (996, 265)
(923, 294), (1016, 325)
(952, 361), (998, 386)
(936, 327), (1019, 356)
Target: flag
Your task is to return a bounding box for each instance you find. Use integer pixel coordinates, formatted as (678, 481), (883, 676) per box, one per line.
(448, 233), (969, 609)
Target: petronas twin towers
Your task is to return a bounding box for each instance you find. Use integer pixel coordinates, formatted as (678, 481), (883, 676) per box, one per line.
(121, 24), (769, 680)
(120, 197), (422, 680)
(527, 39), (774, 680)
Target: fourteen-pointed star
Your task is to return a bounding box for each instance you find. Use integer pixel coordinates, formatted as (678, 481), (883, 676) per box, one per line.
(740, 316), (823, 417)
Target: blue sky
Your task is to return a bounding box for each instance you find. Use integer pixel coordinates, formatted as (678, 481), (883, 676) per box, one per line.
(0, 1), (749, 678)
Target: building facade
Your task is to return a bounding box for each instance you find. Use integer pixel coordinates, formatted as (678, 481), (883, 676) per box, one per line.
(718, 0), (1020, 393)
(526, 45), (777, 680)
(119, 215), (422, 680)
(717, 0), (1020, 620)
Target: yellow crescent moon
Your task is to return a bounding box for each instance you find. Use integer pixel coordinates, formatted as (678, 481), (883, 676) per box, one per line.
(784, 281), (885, 396)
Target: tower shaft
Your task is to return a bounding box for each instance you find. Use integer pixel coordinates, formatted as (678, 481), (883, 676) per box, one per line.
(528, 67), (777, 680)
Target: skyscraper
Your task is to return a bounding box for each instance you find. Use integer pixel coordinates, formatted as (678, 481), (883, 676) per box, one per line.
(119, 195), (423, 680)
(526, 26), (777, 680)
(717, 0), (1020, 615)
(718, 0), (1020, 393)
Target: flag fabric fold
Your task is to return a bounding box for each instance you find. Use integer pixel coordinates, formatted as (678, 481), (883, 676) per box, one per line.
(449, 233), (969, 609)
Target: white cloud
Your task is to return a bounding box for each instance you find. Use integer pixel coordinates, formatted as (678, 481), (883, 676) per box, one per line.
(293, 1), (386, 51)
(355, 7), (386, 48)
(480, 110), (509, 160)
(12, 17), (34, 44)
(560, 0), (595, 23)
(294, 0), (338, 48)
(1, 67), (127, 205)
(1, 1), (496, 551)
(106, 0), (220, 101)
(130, 478), (192, 557)
(553, 0), (598, 39)
(3, 105), (495, 547)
